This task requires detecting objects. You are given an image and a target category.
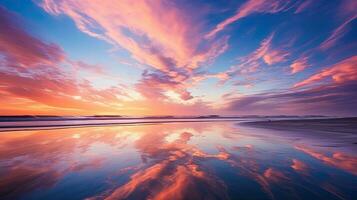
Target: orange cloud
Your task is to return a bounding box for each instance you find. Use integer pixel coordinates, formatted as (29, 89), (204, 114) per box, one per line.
(104, 162), (168, 199)
(291, 159), (308, 172)
(290, 56), (310, 74)
(43, 0), (191, 72)
(40, 0), (229, 102)
(263, 49), (289, 65)
(263, 168), (288, 183)
(88, 128), (231, 199)
(0, 127), (138, 199)
(294, 56), (357, 87)
(0, 66), (139, 114)
(103, 162), (220, 200)
(1, 5), (223, 115)
(0, 6), (145, 115)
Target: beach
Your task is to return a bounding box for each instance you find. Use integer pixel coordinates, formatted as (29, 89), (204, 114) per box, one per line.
(0, 118), (356, 199)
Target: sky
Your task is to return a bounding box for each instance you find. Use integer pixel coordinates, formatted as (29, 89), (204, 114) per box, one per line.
(0, 0), (356, 116)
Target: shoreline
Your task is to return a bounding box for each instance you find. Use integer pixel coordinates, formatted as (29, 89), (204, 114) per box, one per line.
(241, 117), (357, 134)
(0, 118), (245, 132)
(0, 117), (356, 133)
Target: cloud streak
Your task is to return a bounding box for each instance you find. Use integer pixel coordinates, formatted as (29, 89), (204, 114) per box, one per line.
(0, 6), (64, 68)
(319, 0), (357, 50)
(0, 6), (144, 114)
(1, 0), (356, 116)
(224, 81), (357, 116)
(294, 56), (357, 87)
(205, 0), (293, 38)
(290, 56), (310, 74)
(216, 33), (289, 84)
(40, 0), (229, 101)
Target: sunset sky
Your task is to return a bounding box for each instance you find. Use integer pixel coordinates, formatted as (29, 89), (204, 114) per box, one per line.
(0, 0), (356, 116)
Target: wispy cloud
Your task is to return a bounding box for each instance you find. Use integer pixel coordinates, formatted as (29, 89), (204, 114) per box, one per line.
(224, 81), (357, 116)
(40, 0), (229, 101)
(295, 145), (357, 175)
(263, 49), (289, 65)
(1, 0), (356, 116)
(320, 15), (356, 50)
(135, 69), (193, 101)
(294, 0), (315, 14)
(205, 0), (293, 38)
(236, 32), (289, 68)
(0, 6), (143, 114)
(291, 159), (308, 172)
(0, 4), (220, 116)
(294, 56), (357, 87)
(290, 56), (310, 74)
(216, 33), (288, 84)
(0, 6), (64, 68)
(319, 0), (357, 50)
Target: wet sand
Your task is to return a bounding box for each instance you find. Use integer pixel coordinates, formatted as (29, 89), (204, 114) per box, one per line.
(242, 117), (357, 134)
(1, 120), (356, 199)
(241, 117), (357, 150)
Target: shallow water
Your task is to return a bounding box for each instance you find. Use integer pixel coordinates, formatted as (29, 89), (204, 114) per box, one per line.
(0, 121), (356, 200)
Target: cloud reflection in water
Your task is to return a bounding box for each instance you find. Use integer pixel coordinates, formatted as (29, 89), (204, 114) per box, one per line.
(0, 122), (356, 199)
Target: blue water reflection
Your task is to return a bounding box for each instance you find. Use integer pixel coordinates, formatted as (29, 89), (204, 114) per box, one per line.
(0, 121), (356, 199)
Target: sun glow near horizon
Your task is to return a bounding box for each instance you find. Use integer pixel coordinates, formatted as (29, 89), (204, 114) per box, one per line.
(0, 0), (356, 116)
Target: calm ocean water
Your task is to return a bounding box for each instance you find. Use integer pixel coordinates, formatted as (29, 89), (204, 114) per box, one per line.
(0, 121), (356, 199)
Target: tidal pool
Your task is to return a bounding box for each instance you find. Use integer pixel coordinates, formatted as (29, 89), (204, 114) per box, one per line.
(0, 121), (356, 200)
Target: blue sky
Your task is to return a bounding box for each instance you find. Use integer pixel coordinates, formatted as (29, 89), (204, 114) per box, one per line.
(0, 0), (356, 116)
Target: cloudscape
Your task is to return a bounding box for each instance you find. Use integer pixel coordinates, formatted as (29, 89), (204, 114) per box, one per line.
(1, 0), (356, 116)
(1, 1), (357, 200)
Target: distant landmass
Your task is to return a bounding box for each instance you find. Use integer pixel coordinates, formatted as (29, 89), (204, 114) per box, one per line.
(0, 114), (330, 122)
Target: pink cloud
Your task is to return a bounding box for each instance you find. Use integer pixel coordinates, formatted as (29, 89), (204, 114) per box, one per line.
(294, 55), (357, 87)
(70, 61), (106, 75)
(290, 56), (310, 74)
(291, 159), (308, 172)
(244, 33), (274, 65)
(0, 6), (65, 68)
(40, 0), (212, 71)
(205, 0), (292, 38)
(90, 129), (230, 199)
(0, 67), (129, 113)
(295, 145), (357, 175)
(263, 49), (289, 65)
(263, 168), (288, 183)
(217, 33), (288, 83)
(0, 6), (145, 114)
(294, 0), (314, 14)
(1, 5), (221, 115)
(135, 36), (228, 101)
(237, 33), (288, 68)
(0, 127), (137, 199)
(135, 70), (192, 101)
(319, 0), (357, 50)
(224, 81), (357, 116)
(0, 19), (210, 117)
(40, 0), (228, 101)
(320, 15), (356, 50)
(220, 33), (275, 79)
